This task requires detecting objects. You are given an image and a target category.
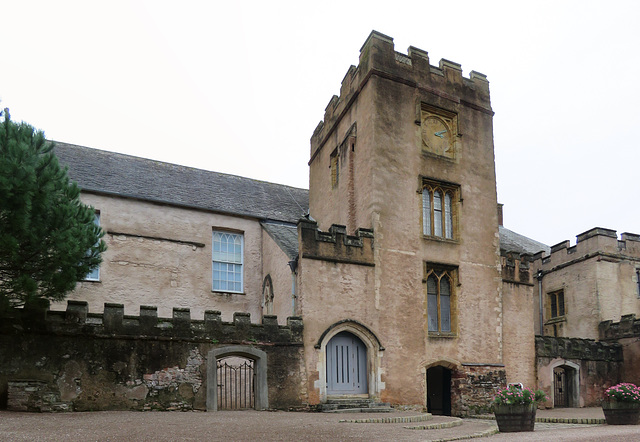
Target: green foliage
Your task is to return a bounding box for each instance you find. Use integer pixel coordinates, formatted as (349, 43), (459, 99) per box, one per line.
(0, 109), (106, 310)
(493, 384), (548, 406)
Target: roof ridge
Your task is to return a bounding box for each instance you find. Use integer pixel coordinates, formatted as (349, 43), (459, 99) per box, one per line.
(53, 141), (309, 192)
(53, 142), (309, 224)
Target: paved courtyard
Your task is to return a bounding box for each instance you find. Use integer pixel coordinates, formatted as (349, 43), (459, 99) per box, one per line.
(1, 408), (640, 441)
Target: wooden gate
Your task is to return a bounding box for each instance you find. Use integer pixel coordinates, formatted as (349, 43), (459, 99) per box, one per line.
(326, 332), (368, 395)
(554, 367), (568, 407)
(217, 357), (255, 410)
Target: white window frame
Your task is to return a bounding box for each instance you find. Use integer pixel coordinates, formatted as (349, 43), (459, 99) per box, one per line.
(212, 231), (244, 293)
(84, 213), (101, 281)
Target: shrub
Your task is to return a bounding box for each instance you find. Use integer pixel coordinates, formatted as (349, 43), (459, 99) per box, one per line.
(493, 384), (547, 406)
(604, 383), (640, 404)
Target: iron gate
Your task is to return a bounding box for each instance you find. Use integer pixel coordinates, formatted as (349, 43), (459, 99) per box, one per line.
(217, 358), (255, 410)
(554, 367), (568, 407)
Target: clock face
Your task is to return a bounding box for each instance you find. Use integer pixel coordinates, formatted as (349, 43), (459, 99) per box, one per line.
(422, 116), (453, 158)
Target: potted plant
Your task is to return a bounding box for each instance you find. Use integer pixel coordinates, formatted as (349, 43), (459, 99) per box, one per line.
(602, 383), (640, 425)
(492, 384), (547, 432)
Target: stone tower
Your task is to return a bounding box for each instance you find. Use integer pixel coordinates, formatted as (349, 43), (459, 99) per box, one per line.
(298, 31), (504, 415)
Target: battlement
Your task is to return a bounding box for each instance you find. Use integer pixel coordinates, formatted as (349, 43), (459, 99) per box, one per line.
(500, 251), (533, 285)
(1, 300), (303, 344)
(311, 30), (491, 153)
(532, 227), (640, 269)
(600, 314), (640, 340)
(298, 219), (374, 266)
(535, 335), (622, 362)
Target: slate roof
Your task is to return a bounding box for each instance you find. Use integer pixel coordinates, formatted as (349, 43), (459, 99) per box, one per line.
(499, 225), (550, 256)
(54, 142), (309, 224)
(260, 222), (299, 261)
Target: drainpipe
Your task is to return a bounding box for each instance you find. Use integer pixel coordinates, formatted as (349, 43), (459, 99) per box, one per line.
(288, 257), (299, 316)
(536, 270), (544, 336)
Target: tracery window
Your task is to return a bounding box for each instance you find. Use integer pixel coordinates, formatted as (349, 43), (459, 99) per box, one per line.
(426, 266), (456, 335)
(422, 180), (457, 239)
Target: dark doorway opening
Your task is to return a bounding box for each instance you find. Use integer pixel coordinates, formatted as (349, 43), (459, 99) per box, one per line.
(427, 366), (452, 416)
(553, 365), (575, 407)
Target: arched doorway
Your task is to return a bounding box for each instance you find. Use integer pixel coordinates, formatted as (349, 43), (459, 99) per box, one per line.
(554, 365), (576, 407)
(216, 356), (255, 410)
(427, 365), (452, 416)
(207, 346), (268, 411)
(326, 332), (368, 395)
(549, 360), (580, 408)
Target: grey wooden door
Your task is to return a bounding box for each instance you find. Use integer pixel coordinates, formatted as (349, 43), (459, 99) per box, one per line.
(326, 332), (368, 394)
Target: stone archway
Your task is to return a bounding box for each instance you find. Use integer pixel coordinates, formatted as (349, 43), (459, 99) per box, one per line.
(206, 346), (268, 411)
(422, 358), (460, 416)
(315, 320), (384, 402)
(550, 359), (580, 408)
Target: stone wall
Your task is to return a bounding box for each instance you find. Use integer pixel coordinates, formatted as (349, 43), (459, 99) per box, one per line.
(261, 230), (296, 324)
(531, 227), (640, 338)
(600, 314), (640, 385)
(535, 336), (623, 407)
(501, 253), (536, 388)
(451, 364), (506, 416)
(57, 193), (266, 322)
(0, 301), (305, 412)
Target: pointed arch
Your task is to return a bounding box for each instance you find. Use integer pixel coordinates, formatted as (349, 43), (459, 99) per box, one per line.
(262, 274), (274, 317)
(314, 320), (385, 402)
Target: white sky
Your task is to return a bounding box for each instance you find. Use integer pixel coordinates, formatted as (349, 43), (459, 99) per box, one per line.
(2, 0), (639, 247)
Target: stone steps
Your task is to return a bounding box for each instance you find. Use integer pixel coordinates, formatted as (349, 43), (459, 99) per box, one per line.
(318, 398), (393, 413)
(337, 414), (499, 441)
(339, 413), (433, 423)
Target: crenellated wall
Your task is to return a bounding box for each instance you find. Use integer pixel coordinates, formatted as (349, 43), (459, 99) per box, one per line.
(532, 227), (640, 338)
(310, 30), (491, 164)
(298, 219), (374, 266)
(0, 302), (305, 412)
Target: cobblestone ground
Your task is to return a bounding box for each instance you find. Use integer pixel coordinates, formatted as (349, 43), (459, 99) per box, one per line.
(486, 420), (640, 441)
(2, 410), (640, 441)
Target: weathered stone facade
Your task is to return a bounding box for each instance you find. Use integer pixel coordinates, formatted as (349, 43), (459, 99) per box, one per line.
(0, 302), (305, 411)
(7, 31), (638, 416)
(526, 228), (640, 408)
(301, 30), (505, 415)
(600, 314), (640, 386)
(58, 193), (267, 322)
(451, 365), (507, 416)
(532, 227), (640, 339)
(535, 336), (623, 407)
(501, 252), (537, 389)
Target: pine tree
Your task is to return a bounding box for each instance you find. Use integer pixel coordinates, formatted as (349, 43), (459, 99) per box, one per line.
(0, 108), (106, 311)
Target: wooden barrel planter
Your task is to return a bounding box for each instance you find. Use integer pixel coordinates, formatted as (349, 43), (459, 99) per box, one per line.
(602, 402), (640, 425)
(494, 403), (537, 432)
